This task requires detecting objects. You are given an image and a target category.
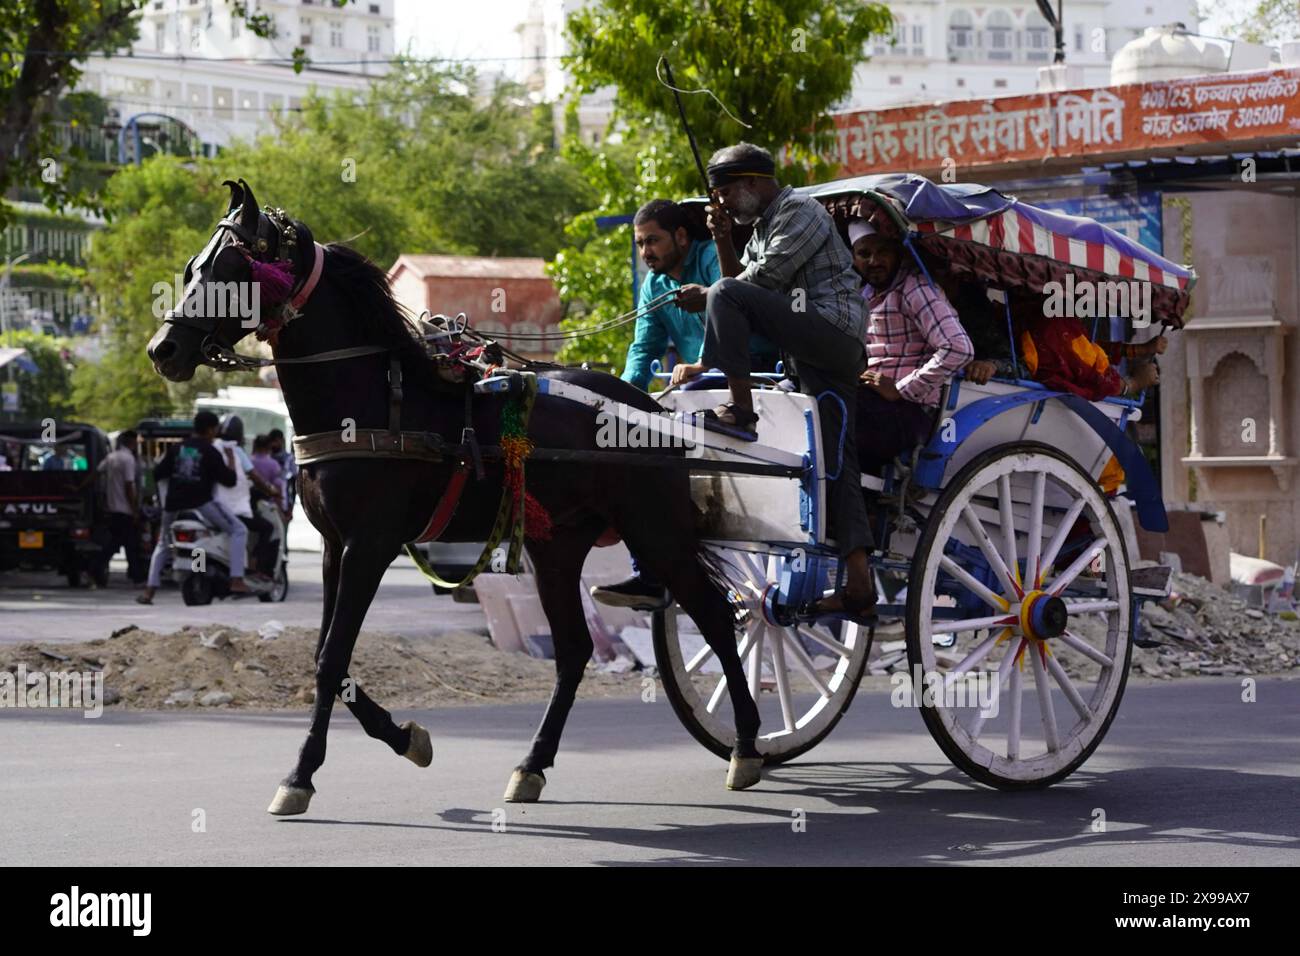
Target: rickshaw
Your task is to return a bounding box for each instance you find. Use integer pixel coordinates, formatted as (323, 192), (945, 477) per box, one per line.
(0, 421), (111, 586)
(510, 173), (1193, 790)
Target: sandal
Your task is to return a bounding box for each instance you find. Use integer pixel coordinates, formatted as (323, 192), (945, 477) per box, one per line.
(699, 403), (759, 441)
(810, 582), (879, 626)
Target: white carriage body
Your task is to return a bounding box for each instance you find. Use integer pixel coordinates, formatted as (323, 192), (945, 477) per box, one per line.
(657, 387), (825, 549)
(908, 380), (1142, 566)
(937, 380), (1140, 487)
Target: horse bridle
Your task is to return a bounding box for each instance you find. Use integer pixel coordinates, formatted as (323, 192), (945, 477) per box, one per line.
(163, 209), (387, 370)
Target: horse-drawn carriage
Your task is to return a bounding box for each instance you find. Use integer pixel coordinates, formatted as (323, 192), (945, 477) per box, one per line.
(480, 173), (1194, 790)
(146, 172), (1194, 812)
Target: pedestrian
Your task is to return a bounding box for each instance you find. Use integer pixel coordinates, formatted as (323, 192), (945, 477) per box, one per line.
(96, 429), (145, 585)
(267, 428), (297, 523)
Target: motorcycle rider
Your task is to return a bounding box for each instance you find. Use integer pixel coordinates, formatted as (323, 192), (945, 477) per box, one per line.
(137, 411), (246, 604)
(215, 414), (282, 577)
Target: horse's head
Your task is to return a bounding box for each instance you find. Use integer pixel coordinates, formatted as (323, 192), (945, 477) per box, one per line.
(147, 179), (316, 381)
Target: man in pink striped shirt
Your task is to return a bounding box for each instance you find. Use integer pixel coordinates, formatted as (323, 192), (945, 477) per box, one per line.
(851, 219), (973, 473)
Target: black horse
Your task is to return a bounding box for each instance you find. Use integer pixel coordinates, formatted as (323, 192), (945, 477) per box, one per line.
(145, 180), (763, 814)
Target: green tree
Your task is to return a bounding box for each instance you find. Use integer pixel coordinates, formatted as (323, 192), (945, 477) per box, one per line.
(215, 60), (592, 265)
(0, 1), (354, 229)
(73, 61), (594, 426)
(72, 156), (225, 429)
(550, 0), (891, 373)
(4, 328), (76, 420)
(1206, 0), (1300, 44)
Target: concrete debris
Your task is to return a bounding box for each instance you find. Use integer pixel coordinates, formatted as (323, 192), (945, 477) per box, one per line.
(199, 630), (230, 650)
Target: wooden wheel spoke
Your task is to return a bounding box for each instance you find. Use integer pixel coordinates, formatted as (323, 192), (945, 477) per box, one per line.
(945, 627), (1008, 690)
(930, 612), (1018, 635)
(1061, 598), (1119, 615)
(769, 628), (796, 732)
(795, 625), (851, 659)
(1026, 471), (1046, 588)
(1029, 643), (1060, 753)
(746, 624), (766, 699)
(939, 554), (1006, 612)
(780, 630), (833, 699)
(1046, 538), (1107, 595)
(961, 504), (1021, 599)
(684, 642), (715, 675)
(998, 474), (1019, 590)
(703, 629), (754, 714)
(1059, 629), (1114, 668)
(1045, 650), (1092, 722)
(968, 635), (1022, 743)
(1007, 647), (1023, 760)
(1038, 498), (1088, 583)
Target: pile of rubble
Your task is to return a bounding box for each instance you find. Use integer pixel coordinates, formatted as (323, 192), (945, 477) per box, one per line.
(0, 623), (644, 711)
(1125, 571), (1299, 679)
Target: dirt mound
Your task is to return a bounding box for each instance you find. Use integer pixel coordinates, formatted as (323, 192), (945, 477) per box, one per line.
(0, 625), (644, 710)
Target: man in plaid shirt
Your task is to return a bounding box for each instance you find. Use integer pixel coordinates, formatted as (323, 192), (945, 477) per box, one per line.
(672, 142), (876, 627)
(849, 218), (973, 472)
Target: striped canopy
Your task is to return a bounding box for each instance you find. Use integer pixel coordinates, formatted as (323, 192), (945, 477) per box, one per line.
(804, 173), (1196, 327)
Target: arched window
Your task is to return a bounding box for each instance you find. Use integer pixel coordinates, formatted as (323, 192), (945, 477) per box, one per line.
(948, 10), (975, 61)
(1025, 10), (1052, 62)
(985, 10), (1014, 61)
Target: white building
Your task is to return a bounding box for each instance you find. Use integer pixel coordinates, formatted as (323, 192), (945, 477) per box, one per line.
(73, 0), (397, 154)
(517, 0), (614, 144)
(517, 0), (1201, 133)
(845, 0), (1202, 107)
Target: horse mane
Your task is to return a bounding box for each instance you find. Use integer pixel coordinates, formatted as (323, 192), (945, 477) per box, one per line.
(318, 241), (445, 390)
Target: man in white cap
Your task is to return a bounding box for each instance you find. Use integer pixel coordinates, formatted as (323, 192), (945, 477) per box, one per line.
(847, 216), (973, 473)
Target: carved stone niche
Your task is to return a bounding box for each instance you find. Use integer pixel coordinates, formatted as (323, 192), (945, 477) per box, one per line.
(1181, 255), (1294, 492)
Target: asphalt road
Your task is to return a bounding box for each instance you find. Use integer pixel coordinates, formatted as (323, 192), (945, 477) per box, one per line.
(0, 550), (487, 645)
(2, 677), (1296, 866)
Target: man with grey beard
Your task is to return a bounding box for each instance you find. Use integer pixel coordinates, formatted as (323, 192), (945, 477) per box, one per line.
(671, 142), (876, 622)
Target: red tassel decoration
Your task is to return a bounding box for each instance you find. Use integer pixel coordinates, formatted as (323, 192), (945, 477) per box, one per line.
(248, 257), (296, 304)
(523, 491), (553, 541)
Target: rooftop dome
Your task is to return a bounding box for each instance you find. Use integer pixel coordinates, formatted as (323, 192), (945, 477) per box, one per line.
(1111, 23), (1228, 85)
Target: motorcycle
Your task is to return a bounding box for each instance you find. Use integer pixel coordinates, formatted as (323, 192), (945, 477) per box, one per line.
(168, 497), (289, 606)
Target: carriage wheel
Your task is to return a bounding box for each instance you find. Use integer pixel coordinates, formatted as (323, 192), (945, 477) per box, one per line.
(652, 550), (872, 764)
(906, 442), (1132, 790)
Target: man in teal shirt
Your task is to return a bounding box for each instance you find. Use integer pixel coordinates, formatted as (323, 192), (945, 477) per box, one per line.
(597, 199), (777, 609)
(621, 199), (720, 391)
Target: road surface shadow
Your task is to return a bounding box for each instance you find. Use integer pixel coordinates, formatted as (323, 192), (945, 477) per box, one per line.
(273, 761), (1298, 865)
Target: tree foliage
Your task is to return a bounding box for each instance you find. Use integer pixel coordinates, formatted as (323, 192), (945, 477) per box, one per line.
(1208, 0), (1300, 45)
(550, 0), (890, 371)
(0, 0), (355, 229)
(72, 61), (593, 428)
(4, 328), (76, 421)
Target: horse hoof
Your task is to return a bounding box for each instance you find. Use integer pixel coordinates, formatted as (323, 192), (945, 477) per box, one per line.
(267, 785), (314, 816)
(400, 720), (433, 768)
(503, 770), (546, 803)
(726, 755), (763, 791)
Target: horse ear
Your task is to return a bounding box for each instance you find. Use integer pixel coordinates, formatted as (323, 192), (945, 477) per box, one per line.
(222, 179), (243, 213)
(237, 178), (258, 231)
